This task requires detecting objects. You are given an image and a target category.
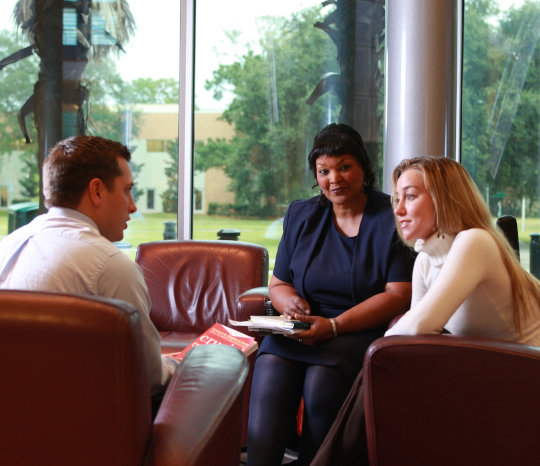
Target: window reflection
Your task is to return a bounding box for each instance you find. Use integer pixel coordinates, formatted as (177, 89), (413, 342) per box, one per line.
(3, 1), (534, 275)
(192, 0), (386, 268)
(462, 0), (540, 272)
(0, 0), (180, 256)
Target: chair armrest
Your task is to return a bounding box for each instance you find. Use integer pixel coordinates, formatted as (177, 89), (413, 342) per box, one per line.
(237, 286), (271, 317)
(364, 335), (540, 466)
(146, 345), (249, 466)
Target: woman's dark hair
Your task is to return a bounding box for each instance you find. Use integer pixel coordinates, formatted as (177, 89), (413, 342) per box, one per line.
(308, 123), (375, 193)
(43, 135), (131, 208)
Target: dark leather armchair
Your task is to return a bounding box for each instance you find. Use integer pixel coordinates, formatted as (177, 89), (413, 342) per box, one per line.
(363, 335), (540, 466)
(0, 290), (248, 466)
(496, 215), (520, 258)
(237, 285), (273, 318)
(135, 239), (269, 445)
(136, 240), (269, 352)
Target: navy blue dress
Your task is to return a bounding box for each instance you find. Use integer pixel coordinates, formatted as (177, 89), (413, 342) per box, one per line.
(258, 191), (415, 379)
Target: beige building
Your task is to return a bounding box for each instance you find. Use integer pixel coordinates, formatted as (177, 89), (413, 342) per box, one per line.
(0, 104), (234, 214)
(0, 152), (25, 208)
(132, 104), (234, 214)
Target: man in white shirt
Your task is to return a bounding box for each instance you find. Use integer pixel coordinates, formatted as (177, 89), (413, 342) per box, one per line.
(0, 135), (177, 401)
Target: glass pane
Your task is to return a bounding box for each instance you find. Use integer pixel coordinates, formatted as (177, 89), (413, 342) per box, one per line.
(0, 1), (180, 259)
(462, 0), (540, 274)
(193, 0), (386, 271)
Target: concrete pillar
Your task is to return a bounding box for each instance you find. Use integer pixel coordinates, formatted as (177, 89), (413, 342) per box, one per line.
(383, 0), (462, 193)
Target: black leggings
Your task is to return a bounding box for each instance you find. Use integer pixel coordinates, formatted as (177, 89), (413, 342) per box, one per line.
(247, 353), (353, 466)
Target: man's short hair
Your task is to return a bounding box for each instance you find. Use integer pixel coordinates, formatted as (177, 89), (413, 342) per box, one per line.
(43, 135), (132, 208)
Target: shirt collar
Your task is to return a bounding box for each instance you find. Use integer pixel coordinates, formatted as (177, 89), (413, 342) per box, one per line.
(414, 232), (455, 267)
(47, 206), (100, 232)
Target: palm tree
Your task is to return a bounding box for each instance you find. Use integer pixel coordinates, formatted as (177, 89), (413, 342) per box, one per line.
(5, 0), (135, 210)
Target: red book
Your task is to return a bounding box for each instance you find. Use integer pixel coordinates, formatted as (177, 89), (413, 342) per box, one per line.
(164, 323), (258, 362)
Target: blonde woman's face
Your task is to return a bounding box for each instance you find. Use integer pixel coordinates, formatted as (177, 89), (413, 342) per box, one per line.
(393, 168), (437, 241)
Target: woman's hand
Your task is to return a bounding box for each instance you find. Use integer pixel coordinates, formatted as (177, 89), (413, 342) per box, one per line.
(269, 275), (311, 318)
(282, 295), (311, 319)
(287, 315), (335, 346)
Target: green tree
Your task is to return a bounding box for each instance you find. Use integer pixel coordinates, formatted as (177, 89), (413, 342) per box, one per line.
(0, 30), (39, 155)
(83, 59), (141, 142)
(162, 139), (179, 213)
(489, 1), (540, 214)
(1, 27), (174, 209)
(461, 0), (497, 188)
(194, 138), (236, 172)
(123, 78), (179, 104)
(201, 7), (336, 216)
(18, 149), (39, 199)
(462, 0), (540, 216)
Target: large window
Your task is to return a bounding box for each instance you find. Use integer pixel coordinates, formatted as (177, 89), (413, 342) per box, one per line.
(462, 0), (540, 273)
(1, 1), (537, 276)
(0, 0), (180, 259)
(192, 0), (386, 269)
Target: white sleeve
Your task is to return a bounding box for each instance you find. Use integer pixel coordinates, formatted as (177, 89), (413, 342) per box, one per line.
(99, 252), (169, 396)
(385, 229), (497, 336)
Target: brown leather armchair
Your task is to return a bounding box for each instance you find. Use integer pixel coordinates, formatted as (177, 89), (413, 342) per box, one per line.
(135, 240), (269, 352)
(236, 286), (273, 318)
(363, 335), (540, 466)
(0, 289), (249, 466)
(135, 239), (269, 445)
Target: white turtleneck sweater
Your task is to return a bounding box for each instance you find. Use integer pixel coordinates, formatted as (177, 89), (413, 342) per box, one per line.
(385, 228), (540, 346)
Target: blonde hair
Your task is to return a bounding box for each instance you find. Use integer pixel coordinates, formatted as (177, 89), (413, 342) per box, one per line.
(392, 156), (540, 334)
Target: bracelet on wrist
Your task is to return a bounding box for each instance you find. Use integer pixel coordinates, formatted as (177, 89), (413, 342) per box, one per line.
(329, 318), (338, 338)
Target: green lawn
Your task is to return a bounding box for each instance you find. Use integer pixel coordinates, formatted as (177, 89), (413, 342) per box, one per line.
(1, 209), (538, 271)
(0, 210), (282, 262)
(517, 216), (540, 243)
(123, 212), (282, 265)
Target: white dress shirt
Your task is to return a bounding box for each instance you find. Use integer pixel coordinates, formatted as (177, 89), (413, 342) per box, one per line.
(0, 207), (176, 396)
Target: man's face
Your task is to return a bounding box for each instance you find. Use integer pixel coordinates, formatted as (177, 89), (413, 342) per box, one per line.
(99, 157), (137, 242)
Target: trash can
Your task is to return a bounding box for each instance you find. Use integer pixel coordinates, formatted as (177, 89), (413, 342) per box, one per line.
(217, 228), (240, 240)
(530, 233), (540, 279)
(8, 202), (39, 233)
(163, 220), (177, 240)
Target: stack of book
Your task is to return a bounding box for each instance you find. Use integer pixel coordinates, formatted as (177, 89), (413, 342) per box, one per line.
(229, 315), (310, 335)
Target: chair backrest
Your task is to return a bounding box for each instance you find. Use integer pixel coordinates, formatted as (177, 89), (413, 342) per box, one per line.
(135, 240), (269, 333)
(0, 290), (151, 466)
(363, 335), (540, 466)
(496, 215), (520, 258)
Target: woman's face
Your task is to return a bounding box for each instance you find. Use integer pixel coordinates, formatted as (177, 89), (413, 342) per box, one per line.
(315, 154), (366, 207)
(393, 168), (437, 241)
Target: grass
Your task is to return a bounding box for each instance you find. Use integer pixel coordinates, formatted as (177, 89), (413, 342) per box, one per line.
(118, 212), (282, 264)
(1, 209), (538, 271)
(517, 216), (540, 243)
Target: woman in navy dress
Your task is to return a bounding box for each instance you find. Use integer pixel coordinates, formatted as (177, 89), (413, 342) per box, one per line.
(247, 123), (415, 465)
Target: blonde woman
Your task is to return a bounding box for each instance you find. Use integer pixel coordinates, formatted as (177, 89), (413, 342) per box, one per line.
(386, 155), (540, 343)
(312, 156), (540, 466)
